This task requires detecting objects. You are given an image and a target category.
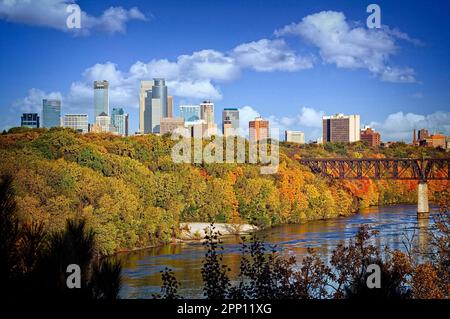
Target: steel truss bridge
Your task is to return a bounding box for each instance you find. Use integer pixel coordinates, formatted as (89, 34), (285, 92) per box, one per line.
(299, 158), (450, 215)
(299, 158), (450, 183)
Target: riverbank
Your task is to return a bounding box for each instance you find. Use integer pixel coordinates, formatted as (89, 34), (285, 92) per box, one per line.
(118, 204), (432, 298)
(111, 222), (258, 255)
(179, 222), (259, 240)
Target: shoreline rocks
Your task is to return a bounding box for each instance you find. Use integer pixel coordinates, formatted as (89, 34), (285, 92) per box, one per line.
(179, 222), (259, 240)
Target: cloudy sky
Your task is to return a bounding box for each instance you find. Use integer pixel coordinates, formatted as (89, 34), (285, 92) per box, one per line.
(0, 0), (449, 141)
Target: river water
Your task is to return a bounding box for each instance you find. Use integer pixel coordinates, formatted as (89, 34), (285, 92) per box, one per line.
(117, 204), (436, 299)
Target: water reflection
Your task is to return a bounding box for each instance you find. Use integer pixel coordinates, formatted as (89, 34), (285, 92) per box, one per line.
(117, 204), (435, 299)
(417, 216), (429, 261)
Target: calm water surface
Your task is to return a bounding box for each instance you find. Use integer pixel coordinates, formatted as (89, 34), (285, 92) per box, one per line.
(117, 204), (435, 298)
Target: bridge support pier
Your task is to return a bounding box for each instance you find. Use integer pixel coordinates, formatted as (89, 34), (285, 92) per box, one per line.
(417, 182), (429, 218)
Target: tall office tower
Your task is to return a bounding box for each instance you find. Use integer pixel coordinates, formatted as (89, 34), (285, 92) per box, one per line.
(180, 105), (201, 123)
(160, 117), (185, 135)
(64, 114), (89, 133)
(199, 100), (217, 136)
(42, 99), (61, 128)
(322, 113), (360, 143)
(94, 80), (109, 118)
(21, 113), (40, 128)
(111, 107), (129, 136)
(167, 96), (173, 118)
(139, 80), (154, 134)
(222, 108), (239, 135)
(143, 79), (172, 134)
(360, 127), (381, 147)
(249, 117), (269, 142)
(200, 101), (214, 124)
(285, 130), (305, 144)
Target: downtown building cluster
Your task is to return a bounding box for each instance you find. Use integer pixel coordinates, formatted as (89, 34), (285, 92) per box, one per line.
(20, 80), (129, 136)
(137, 79), (270, 142)
(19, 79), (449, 149)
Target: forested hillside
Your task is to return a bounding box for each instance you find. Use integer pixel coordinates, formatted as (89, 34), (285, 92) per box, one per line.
(0, 127), (448, 254)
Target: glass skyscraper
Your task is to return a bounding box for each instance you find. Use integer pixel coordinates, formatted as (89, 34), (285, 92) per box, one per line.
(42, 99), (61, 128)
(111, 107), (129, 136)
(94, 80), (109, 118)
(139, 80), (173, 134)
(139, 80), (154, 134)
(144, 79), (169, 134)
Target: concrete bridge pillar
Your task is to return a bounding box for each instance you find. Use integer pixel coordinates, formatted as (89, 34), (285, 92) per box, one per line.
(417, 182), (429, 218)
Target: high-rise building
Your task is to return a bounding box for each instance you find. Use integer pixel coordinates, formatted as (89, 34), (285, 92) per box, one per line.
(139, 80), (154, 134)
(94, 80), (109, 118)
(285, 130), (305, 144)
(111, 108), (129, 136)
(160, 117), (185, 135)
(167, 96), (173, 118)
(199, 101), (217, 137)
(64, 114), (88, 133)
(143, 79), (172, 134)
(180, 105), (201, 124)
(322, 113), (360, 143)
(139, 80), (153, 133)
(222, 108), (239, 135)
(21, 113), (40, 128)
(200, 101), (214, 124)
(42, 99), (61, 128)
(360, 127), (381, 147)
(249, 117), (269, 142)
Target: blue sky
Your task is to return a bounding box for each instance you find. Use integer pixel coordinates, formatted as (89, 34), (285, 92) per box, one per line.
(0, 0), (449, 141)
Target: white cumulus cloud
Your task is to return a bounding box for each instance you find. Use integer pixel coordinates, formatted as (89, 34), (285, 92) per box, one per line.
(369, 111), (450, 141)
(238, 105), (261, 136)
(297, 106), (324, 128)
(232, 39), (313, 72)
(12, 88), (63, 113)
(0, 0), (148, 35)
(275, 10), (419, 83)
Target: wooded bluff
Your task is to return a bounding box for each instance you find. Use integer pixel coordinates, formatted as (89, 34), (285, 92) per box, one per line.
(0, 127), (448, 255)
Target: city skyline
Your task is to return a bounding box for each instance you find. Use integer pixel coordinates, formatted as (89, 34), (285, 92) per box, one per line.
(1, 0), (450, 141)
(12, 79), (449, 146)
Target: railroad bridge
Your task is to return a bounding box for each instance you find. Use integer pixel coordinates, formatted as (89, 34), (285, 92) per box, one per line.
(299, 158), (450, 217)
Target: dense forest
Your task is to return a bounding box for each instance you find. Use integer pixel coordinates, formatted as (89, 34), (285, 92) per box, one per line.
(0, 127), (448, 255)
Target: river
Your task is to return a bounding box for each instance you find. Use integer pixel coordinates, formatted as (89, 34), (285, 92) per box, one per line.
(117, 204), (436, 299)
